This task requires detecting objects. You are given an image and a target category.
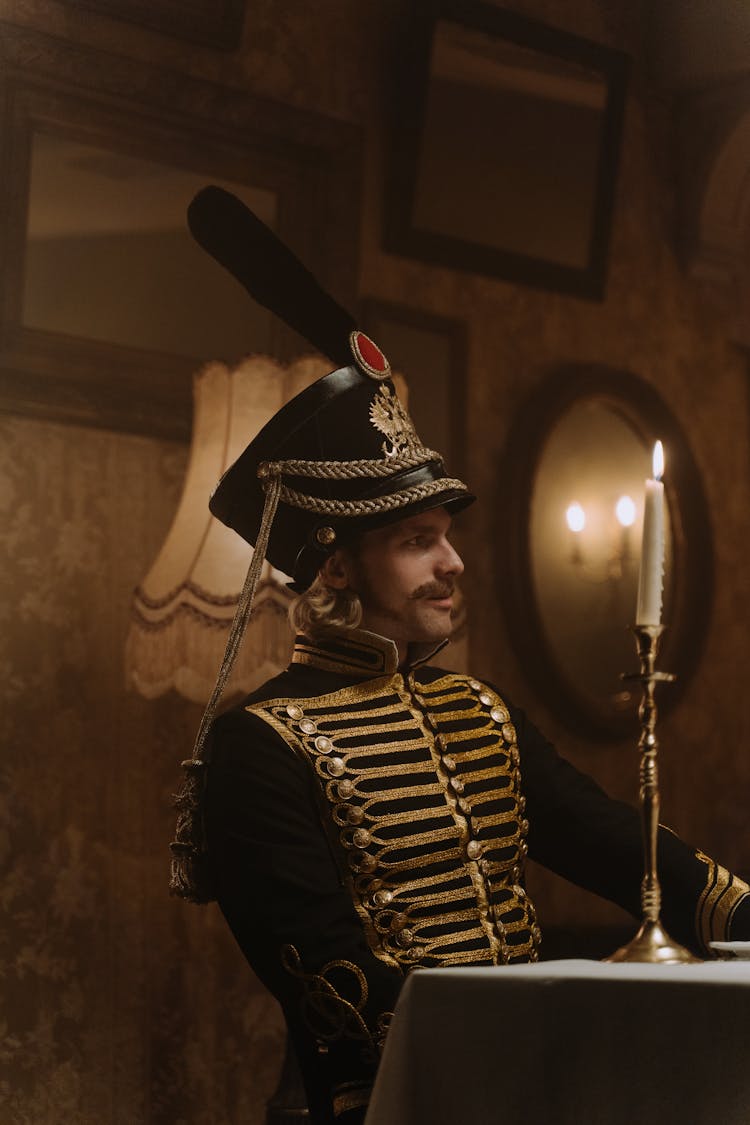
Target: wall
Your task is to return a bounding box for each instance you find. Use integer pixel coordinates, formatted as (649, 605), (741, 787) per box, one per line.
(0, 1), (748, 1121)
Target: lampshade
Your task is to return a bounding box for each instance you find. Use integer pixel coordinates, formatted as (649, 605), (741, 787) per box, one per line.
(125, 353), (330, 703)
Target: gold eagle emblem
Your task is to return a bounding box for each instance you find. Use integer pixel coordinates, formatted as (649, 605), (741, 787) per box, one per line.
(369, 385), (426, 459)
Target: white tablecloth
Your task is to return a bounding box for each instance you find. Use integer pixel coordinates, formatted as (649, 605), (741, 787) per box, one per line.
(365, 960), (750, 1125)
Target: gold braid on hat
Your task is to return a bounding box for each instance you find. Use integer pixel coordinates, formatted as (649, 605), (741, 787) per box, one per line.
(259, 381), (466, 516)
(260, 452), (466, 518)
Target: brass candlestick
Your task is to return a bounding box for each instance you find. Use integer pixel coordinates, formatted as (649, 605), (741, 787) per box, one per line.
(606, 625), (700, 964)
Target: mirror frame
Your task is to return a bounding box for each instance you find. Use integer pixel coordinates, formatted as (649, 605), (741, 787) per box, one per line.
(0, 22), (363, 441)
(384, 0), (629, 300)
(499, 366), (714, 742)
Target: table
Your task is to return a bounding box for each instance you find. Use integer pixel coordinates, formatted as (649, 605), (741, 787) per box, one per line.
(364, 960), (750, 1125)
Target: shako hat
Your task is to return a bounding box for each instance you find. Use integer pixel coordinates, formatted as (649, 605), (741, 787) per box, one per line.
(170, 187), (473, 903)
(188, 186), (473, 592)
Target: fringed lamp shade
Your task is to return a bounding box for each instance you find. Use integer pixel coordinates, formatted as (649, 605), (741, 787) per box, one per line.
(125, 354), (330, 703)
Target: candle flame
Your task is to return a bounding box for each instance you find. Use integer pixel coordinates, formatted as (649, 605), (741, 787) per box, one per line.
(653, 440), (664, 481)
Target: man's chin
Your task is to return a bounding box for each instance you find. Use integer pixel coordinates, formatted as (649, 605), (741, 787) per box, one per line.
(412, 609), (454, 643)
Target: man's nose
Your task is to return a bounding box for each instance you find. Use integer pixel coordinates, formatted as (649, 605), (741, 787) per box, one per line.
(437, 539), (464, 579)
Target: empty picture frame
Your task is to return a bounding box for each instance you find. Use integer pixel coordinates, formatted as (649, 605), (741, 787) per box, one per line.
(0, 24), (363, 440)
(385, 1), (629, 300)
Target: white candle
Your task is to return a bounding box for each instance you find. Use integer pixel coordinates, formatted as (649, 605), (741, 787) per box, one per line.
(635, 441), (665, 626)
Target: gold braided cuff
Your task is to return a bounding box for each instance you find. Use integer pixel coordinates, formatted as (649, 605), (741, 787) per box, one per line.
(332, 1082), (374, 1117)
(695, 851), (750, 949)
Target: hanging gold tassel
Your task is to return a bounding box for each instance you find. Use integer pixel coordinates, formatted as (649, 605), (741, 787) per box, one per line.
(169, 470), (282, 902)
(169, 758), (214, 903)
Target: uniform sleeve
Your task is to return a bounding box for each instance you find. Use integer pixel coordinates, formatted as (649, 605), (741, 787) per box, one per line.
(512, 705), (750, 954)
(204, 706), (403, 1123)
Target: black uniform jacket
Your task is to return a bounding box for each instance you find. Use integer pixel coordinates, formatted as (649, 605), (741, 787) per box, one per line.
(204, 627), (750, 1124)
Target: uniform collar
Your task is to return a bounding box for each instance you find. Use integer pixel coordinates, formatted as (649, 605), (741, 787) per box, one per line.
(291, 626), (448, 679)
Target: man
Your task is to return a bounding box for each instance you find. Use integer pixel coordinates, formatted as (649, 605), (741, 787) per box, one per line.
(171, 189), (750, 1125)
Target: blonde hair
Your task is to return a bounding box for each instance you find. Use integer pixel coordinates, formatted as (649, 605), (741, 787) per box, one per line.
(289, 574), (362, 638)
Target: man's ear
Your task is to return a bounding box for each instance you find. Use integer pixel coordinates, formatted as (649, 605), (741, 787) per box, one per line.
(319, 549), (354, 590)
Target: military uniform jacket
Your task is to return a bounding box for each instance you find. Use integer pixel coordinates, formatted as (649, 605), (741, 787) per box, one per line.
(205, 628), (750, 1124)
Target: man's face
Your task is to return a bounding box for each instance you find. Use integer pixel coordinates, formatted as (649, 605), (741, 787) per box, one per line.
(337, 507), (464, 652)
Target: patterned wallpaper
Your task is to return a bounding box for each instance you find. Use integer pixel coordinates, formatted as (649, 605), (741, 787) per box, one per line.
(0, 417), (284, 1122)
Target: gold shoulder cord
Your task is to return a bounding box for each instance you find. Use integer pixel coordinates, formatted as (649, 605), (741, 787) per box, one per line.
(169, 430), (468, 903)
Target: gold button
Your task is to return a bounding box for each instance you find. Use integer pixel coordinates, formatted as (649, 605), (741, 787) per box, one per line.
(466, 840), (482, 860)
(443, 755), (457, 773)
(512, 865), (521, 881)
(352, 828), (371, 849)
(434, 734), (447, 752)
(300, 718), (317, 735)
(373, 889), (393, 908)
(337, 779), (355, 798)
(469, 680), (481, 691)
(286, 704), (303, 720)
(502, 723), (515, 742)
(347, 807), (365, 825)
(315, 525), (337, 546)
(396, 929), (414, 947)
(479, 693), (493, 707)
(390, 912), (409, 932)
(450, 777), (465, 794)
(521, 818), (529, 834)
(519, 797), (526, 813)
(327, 757), (345, 777)
(315, 735), (333, 754)
(520, 841), (529, 857)
(491, 707), (508, 723)
(458, 799), (471, 816)
(358, 854), (377, 872)
(411, 945), (426, 958)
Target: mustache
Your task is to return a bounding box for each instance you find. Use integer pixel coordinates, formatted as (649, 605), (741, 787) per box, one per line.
(410, 581), (455, 600)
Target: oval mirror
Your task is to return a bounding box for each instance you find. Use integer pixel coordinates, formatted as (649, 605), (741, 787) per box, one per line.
(499, 367), (712, 741)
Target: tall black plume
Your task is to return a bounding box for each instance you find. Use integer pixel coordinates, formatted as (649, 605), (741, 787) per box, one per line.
(187, 186), (356, 368)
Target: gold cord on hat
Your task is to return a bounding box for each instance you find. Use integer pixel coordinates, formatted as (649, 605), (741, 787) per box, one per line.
(169, 470), (282, 903)
(276, 476), (468, 517)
